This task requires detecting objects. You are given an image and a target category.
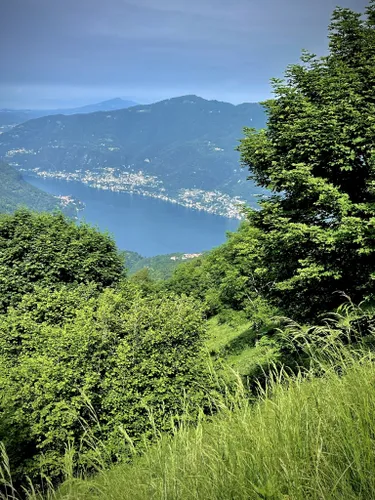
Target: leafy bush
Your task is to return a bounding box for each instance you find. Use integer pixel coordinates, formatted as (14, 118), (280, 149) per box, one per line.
(0, 282), (211, 485)
(0, 210), (125, 312)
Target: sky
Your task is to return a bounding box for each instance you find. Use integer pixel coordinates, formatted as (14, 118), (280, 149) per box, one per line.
(0, 0), (369, 109)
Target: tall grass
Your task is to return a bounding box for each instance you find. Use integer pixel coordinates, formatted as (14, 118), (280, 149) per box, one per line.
(6, 303), (375, 499)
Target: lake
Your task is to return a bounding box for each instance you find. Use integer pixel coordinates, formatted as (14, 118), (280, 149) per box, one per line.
(25, 176), (240, 257)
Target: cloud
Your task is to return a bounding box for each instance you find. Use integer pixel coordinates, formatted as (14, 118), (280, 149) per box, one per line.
(0, 0), (370, 107)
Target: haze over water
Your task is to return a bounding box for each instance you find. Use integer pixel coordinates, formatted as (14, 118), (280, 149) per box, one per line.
(26, 176), (239, 257)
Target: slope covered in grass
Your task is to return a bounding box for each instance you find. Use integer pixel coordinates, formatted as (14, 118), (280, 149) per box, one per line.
(206, 311), (281, 382)
(30, 340), (375, 500)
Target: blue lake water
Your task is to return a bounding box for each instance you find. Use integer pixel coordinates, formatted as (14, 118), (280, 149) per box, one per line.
(25, 176), (240, 257)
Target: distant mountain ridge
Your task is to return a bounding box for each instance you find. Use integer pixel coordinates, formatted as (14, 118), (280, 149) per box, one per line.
(0, 98), (138, 129)
(64, 98), (138, 114)
(0, 95), (267, 217)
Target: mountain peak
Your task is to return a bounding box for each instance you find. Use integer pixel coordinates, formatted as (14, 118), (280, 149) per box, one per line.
(156, 95), (223, 108)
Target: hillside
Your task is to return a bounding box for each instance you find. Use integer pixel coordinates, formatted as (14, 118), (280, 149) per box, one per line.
(0, 95), (267, 218)
(0, 161), (79, 215)
(1, 4), (374, 498)
(43, 339), (375, 500)
(124, 250), (204, 280)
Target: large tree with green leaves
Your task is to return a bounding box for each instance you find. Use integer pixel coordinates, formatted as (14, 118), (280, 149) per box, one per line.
(0, 209), (125, 311)
(239, 2), (375, 318)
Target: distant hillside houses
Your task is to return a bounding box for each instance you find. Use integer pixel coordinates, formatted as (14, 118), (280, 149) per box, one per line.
(170, 253), (202, 261)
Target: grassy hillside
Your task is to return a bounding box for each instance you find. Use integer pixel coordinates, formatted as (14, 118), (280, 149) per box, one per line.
(0, 161), (76, 215)
(26, 322), (375, 500)
(206, 314), (279, 380)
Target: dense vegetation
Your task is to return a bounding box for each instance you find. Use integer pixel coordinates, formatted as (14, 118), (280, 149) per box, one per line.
(0, 211), (212, 489)
(0, 162), (74, 216)
(0, 210), (125, 311)
(29, 314), (375, 500)
(1, 3), (375, 499)
(0, 282), (211, 486)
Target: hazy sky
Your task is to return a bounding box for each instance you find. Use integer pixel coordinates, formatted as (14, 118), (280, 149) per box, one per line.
(0, 0), (368, 108)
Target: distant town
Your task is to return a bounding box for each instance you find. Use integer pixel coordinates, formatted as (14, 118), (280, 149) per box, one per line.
(55, 194), (85, 212)
(170, 253), (202, 261)
(11, 163), (246, 219)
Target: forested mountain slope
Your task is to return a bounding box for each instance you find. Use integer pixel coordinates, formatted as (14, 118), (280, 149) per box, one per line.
(0, 161), (77, 215)
(0, 96), (267, 216)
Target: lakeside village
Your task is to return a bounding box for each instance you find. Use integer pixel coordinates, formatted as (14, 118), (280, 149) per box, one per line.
(55, 194), (85, 212)
(7, 152), (245, 218)
(170, 253), (202, 261)
(29, 166), (245, 219)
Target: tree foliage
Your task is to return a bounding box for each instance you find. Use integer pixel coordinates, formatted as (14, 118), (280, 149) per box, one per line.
(0, 210), (125, 311)
(167, 222), (266, 315)
(237, 2), (375, 318)
(0, 283), (210, 484)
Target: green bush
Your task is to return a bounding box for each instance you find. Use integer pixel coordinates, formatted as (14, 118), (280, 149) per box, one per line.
(167, 221), (267, 316)
(0, 210), (124, 312)
(0, 283), (211, 485)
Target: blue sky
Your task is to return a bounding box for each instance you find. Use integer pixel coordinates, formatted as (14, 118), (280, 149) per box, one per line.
(0, 0), (369, 108)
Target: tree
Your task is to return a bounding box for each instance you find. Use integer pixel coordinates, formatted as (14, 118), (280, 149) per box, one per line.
(0, 209), (125, 311)
(238, 2), (375, 319)
(167, 222), (267, 315)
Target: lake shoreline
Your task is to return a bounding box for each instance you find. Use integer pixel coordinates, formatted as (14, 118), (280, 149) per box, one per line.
(24, 175), (239, 257)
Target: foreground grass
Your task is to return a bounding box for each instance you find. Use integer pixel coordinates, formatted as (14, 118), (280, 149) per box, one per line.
(28, 348), (375, 500)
